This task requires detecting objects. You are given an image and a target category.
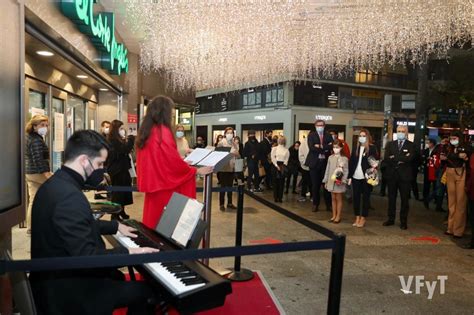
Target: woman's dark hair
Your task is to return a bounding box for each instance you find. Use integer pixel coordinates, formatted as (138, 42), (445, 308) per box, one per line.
(333, 139), (347, 157)
(136, 95), (174, 149)
(65, 130), (109, 162)
(107, 119), (124, 143)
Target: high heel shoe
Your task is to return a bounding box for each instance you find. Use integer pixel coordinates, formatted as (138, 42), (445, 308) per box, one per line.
(120, 211), (130, 220)
(333, 219), (341, 224)
(328, 218), (335, 223)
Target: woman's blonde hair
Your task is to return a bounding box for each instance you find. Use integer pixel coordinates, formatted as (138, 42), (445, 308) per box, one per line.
(175, 124), (185, 132)
(26, 114), (49, 134)
(278, 135), (286, 146)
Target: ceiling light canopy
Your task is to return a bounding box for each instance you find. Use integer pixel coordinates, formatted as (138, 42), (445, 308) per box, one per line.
(125, 0), (473, 91)
(36, 50), (54, 57)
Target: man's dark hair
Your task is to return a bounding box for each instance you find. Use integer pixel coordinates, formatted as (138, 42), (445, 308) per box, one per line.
(101, 120), (111, 127)
(428, 138), (437, 145)
(65, 130), (110, 162)
(315, 119), (325, 126)
(265, 129), (273, 135)
(328, 129), (337, 135)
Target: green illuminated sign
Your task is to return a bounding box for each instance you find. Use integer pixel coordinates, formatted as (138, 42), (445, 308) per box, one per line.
(60, 0), (129, 75)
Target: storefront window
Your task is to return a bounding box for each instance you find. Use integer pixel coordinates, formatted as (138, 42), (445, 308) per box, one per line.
(68, 97), (86, 132)
(28, 90), (46, 118)
(242, 91), (262, 109)
(265, 87), (283, 107)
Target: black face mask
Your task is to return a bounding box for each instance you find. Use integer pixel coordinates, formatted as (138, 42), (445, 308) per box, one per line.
(83, 159), (106, 188)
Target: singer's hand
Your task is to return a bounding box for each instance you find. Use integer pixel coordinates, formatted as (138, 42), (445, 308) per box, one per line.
(197, 166), (214, 175)
(347, 178), (352, 186)
(118, 223), (137, 238)
(129, 247), (160, 254)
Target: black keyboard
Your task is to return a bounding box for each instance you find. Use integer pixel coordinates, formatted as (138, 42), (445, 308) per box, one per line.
(107, 219), (232, 313)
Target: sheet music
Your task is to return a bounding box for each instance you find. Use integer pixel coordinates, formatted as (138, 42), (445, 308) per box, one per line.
(171, 199), (203, 247)
(198, 151), (229, 167)
(184, 148), (211, 165)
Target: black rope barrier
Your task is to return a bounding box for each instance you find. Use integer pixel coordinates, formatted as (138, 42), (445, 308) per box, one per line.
(0, 240), (333, 274)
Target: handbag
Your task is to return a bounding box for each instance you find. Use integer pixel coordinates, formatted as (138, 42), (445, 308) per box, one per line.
(258, 163), (266, 177)
(440, 170), (447, 185)
(234, 158), (244, 172)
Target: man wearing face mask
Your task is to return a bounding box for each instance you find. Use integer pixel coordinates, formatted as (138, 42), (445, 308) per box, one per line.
(30, 130), (160, 315)
(100, 120), (111, 138)
(259, 129), (274, 189)
(305, 120), (333, 212)
(382, 125), (415, 230)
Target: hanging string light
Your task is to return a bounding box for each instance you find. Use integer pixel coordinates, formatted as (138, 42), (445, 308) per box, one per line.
(124, 0), (473, 91)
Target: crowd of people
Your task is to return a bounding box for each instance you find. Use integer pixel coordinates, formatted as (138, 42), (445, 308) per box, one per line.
(23, 96), (473, 313)
(199, 120), (474, 242)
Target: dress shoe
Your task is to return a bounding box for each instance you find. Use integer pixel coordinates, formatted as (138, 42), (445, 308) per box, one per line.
(382, 220), (395, 226)
(423, 200), (429, 209)
(219, 205), (226, 212)
(462, 243), (474, 249)
(227, 204), (237, 210)
(312, 206), (319, 212)
(444, 231), (453, 236)
(400, 224), (408, 230)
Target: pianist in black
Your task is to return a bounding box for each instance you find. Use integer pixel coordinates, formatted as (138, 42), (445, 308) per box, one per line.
(30, 130), (160, 315)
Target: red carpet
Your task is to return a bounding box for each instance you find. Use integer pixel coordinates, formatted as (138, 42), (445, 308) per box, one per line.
(114, 271), (282, 314)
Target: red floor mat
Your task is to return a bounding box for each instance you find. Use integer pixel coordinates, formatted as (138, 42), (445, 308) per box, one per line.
(114, 271), (282, 315)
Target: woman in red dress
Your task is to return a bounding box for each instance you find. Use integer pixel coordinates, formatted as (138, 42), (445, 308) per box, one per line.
(136, 96), (212, 229)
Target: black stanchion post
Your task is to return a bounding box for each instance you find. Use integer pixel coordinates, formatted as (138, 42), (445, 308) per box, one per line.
(227, 184), (254, 281)
(327, 233), (346, 315)
(201, 173), (213, 266)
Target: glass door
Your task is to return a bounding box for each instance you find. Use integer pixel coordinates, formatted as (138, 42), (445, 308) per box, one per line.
(87, 102), (98, 131)
(68, 96), (86, 132)
(51, 97), (65, 172)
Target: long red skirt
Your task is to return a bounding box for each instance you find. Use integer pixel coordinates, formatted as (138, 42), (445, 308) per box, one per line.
(142, 184), (196, 229)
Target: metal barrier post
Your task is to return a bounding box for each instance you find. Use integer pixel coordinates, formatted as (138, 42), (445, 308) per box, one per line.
(201, 173), (213, 266)
(327, 232), (346, 315)
(227, 184), (254, 281)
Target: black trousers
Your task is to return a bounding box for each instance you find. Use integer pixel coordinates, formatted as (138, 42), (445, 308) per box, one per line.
(218, 172), (234, 206)
(246, 159), (260, 189)
(300, 169), (312, 198)
(272, 165), (285, 201)
(32, 275), (157, 315)
(469, 199), (474, 244)
(285, 168), (298, 192)
(261, 159), (272, 187)
(411, 170), (419, 199)
(352, 178), (370, 217)
(422, 171), (437, 200)
(387, 178), (411, 224)
(310, 165), (331, 208)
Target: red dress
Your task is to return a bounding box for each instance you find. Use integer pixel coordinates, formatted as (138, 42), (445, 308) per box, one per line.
(136, 125), (197, 229)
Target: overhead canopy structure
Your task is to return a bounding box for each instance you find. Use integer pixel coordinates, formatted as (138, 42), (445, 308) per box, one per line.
(123, 0), (473, 91)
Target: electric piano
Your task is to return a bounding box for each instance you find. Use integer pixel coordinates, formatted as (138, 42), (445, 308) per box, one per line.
(106, 219), (232, 314)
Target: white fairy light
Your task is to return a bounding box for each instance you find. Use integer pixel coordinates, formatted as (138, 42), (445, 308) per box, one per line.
(124, 0), (473, 91)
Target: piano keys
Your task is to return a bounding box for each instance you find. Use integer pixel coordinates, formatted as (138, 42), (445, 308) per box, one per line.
(107, 219), (232, 314)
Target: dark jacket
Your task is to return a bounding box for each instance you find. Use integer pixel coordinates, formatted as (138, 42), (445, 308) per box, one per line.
(384, 139), (415, 181)
(107, 136), (135, 206)
(288, 146), (301, 172)
(243, 138), (260, 161)
(348, 144), (378, 179)
(25, 132), (50, 174)
(259, 137), (273, 162)
(29, 166), (126, 314)
(305, 131), (333, 168)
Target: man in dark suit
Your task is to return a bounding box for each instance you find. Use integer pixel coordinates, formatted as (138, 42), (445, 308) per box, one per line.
(305, 120), (333, 212)
(259, 129), (273, 189)
(30, 130), (160, 315)
(383, 125), (415, 229)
